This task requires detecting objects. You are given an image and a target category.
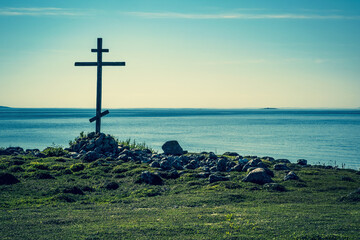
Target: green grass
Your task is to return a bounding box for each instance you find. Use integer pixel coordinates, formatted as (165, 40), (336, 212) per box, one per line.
(0, 154), (359, 239)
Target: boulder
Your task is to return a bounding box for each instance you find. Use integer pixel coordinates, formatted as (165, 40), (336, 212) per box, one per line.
(209, 152), (217, 160)
(242, 159), (267, 172)
(231, 164), (244, 172)
(297, 159), (308, 166)
(284, 171), (300, 181)
(81, 151), (100, 162)
(223, 152), (239, 157)
(162, 140), (184, 155)
(242, 168), (273, 185)
(140, 171), (163, 185)
(274, 164), (290, 171)
(217, 158), (228, 172)
(209, 174), (230, 183)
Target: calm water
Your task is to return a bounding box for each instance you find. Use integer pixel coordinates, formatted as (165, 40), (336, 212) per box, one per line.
(0, 108), (359, 169)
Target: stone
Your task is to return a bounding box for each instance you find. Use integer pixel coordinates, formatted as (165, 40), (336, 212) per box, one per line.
(275, 159), (291, 164)
(242, 159), (265, 172)
(140, 171), (163, 185)
(217, 158), (228, 172)
(284, 171), (300, 181)
(162, 140), (184, 155)
(209, 174), (230, 183)
(297, 159), (308, 166)
(231, 164), (243, 172)
(160, 160), (172, 170)
(149, 161), (160, 168)
(81, 151), (100, 162)
(185, 160), (198, 170)
(274, 164), (290, 171)
(223, 152), (239, 156)
(209, 152), (217, 160)
(0, 173), (20, 185)
(242, 168), (273, 185)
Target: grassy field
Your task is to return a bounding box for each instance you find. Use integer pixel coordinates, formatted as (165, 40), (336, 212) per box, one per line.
(0, 150), (359, 239)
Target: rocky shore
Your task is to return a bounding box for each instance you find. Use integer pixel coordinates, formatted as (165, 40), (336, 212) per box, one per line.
(0, 132), (318, 186)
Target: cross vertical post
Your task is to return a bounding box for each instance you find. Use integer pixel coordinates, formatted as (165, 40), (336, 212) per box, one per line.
(75, 38), (126, 134)
(95, 38), (103, 134)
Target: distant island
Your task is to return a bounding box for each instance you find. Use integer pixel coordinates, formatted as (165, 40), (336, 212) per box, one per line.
(263, 107), (278, 110)
(0, 106), (10, 109)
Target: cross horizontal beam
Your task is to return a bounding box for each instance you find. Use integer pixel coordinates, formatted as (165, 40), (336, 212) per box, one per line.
(75, 62), (126, 66)
(89, 110), (110, 123)
(91, 48), (109, 53)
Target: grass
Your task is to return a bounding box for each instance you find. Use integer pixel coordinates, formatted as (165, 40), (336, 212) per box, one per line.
(0, 153), (359, 239)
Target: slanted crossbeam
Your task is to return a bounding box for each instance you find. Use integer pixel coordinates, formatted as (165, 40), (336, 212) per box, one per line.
(75, 38), (126, 134)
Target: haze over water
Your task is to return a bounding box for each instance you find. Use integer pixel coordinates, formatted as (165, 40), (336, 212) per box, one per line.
(0, 108), (359, 170)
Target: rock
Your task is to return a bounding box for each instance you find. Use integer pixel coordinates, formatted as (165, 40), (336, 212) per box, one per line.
(264, 183), (286, 192)
(275, 159), (291, 164)
(209, 174), (230, 183)
(149, 161), (160, 168)
(274, 164), (290, 171)
(209, 152), (217, 160)
(158, 170), (180, 179)
(297, 159), (308, 166)
(160, 160), (172, 170)
(185, 160), (198, 170)
(0, 147), (25, 156)
(81, 151), (100, 162)
(217, 158), (228, 172)
(172, 160), (184, 170)
(242, 168), (273, 185)
(262, 156), (275, 162)
(140, 171), (163, 185)
(242, 159), (267, 172)
(231, 164), (243, 172)
(223, 152), (239, 157)
(0, 173), (20, 185)
(162, 140), (184, 155)
(284, 171), (300, 181)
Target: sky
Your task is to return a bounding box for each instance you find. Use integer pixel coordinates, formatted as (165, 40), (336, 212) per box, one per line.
(0, 0), (359, 108)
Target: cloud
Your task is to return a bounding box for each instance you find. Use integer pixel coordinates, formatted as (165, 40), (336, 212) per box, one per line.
(0, 7), (83, 16)
(124, 11), (360, 20)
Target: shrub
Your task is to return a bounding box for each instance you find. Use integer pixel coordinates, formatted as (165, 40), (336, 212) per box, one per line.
(30, 162), (49, 170)
(0, 172), (20, 185)
(9, 165), (24, 172)
(42, 147), (68, 157)
(51, 164), (66, 171)
(70, 163), (85, 172)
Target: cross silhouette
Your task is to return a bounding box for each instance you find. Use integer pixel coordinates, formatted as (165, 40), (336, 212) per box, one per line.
(75, 38), (125, 134)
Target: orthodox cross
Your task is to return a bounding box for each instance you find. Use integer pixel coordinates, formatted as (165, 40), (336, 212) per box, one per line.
(75, 38), (125, 134)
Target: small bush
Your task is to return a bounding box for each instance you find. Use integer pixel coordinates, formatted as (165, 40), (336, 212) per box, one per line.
(70, 163), (85, 172)
(0, 172), (20, 185)
(33, 171), (55, 179)
(104, 181), (119, 190)
(53, 193), (76, 203)
(9, 165), (24, 172)
(51, 164), (66, 171)
(42, 147), (68, 157)
(30, 162), (49, 170)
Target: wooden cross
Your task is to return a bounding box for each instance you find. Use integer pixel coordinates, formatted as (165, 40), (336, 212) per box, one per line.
(75, 38), (125, 134)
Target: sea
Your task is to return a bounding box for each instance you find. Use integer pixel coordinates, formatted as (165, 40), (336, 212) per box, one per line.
(0, 108), (359, 170)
